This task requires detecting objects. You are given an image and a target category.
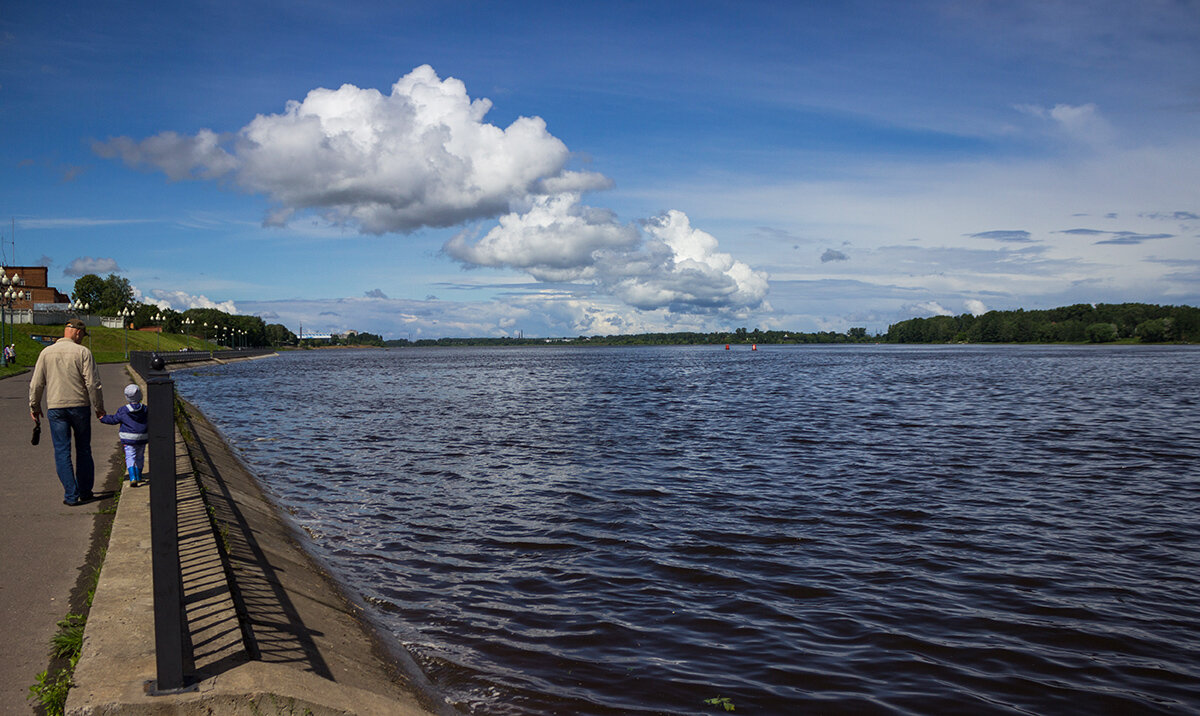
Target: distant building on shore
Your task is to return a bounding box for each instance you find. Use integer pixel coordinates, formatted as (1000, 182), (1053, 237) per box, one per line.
(0, 265), (71, 310)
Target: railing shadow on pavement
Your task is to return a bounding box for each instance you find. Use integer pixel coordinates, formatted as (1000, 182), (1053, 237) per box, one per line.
(174, 400), (334, 681)
(127, 347), (281, 692)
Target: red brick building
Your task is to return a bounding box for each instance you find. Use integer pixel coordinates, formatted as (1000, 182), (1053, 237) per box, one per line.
(0, 266), (71, 309)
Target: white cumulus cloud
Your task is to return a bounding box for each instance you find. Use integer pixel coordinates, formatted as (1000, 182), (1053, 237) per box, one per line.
(63, 256), (122, 277)
(912, 301), (954, 317)
(146, 288), (239, 314)
(446, 193), (769, 314)
(444, 192), (640, 281)
(627, 209), (769, 313)
(94, 65), (607, 233)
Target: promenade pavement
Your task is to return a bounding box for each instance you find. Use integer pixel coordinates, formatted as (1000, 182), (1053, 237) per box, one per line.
(0, 363), (131, 715)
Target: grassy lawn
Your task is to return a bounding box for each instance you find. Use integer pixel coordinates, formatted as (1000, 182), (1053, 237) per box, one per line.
(0, 323), (222, 380)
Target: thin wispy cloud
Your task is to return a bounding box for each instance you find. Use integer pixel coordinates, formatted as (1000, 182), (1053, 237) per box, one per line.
(1141, 211), (1199, 222)
(1014, 103), (1116, 145)
(21, 218), (155, 230)
(966, 230), (1034, 243)
(1058, 229), (1175, 245)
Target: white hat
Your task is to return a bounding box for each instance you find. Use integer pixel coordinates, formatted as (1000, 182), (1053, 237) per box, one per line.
(124, 384), (143, 403)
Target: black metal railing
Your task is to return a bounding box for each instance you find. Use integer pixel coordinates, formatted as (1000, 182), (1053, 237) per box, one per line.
(128, 347), (276, 692)
(129, 347), (277, 376)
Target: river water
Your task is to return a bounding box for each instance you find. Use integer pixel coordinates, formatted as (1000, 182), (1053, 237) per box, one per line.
(173, 344), (1200, 714)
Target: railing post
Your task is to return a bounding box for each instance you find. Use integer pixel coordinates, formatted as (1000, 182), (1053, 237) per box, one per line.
(145, 356), (190, 692)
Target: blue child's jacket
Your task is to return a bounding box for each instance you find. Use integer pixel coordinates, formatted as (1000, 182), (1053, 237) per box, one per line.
(100, 403), (149, 445)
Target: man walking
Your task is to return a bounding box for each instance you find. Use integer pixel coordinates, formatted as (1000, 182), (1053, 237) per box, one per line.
(29, 318), (106, 506)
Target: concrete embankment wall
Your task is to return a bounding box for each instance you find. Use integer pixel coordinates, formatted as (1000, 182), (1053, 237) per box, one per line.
(67, 360), (444, 715)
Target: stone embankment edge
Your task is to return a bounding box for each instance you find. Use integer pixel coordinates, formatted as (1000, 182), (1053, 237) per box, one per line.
(66, 355), (442, 715)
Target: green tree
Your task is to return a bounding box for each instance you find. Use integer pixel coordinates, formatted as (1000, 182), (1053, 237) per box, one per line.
(1086, 322), (1119, 343)
(1134, 317), (1173, 342)
(264, 323), (296, 347)
(98, 274), (135, 315)
(72, 274), (105, 308)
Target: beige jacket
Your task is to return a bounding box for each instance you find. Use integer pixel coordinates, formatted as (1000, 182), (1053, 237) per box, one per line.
(29, 338), (105, 413)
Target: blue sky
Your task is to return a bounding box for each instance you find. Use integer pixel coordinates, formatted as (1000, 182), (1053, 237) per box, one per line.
(3, 0), (1198, 339)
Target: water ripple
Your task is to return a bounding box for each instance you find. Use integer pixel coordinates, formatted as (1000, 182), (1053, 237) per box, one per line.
(176, 345), (1200, 714)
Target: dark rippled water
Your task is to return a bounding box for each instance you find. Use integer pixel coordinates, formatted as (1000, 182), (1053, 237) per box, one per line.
(173, 345), (1200, 714)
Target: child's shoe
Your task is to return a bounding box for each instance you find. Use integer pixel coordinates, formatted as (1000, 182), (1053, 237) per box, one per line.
(129, 466), (140, 487)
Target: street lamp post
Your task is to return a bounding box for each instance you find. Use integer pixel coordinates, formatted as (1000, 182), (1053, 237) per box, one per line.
(70, 299), (91, 350)
(182, 318), (193, 351)
(120, 307), (134, 360)
(1, 290), (13, 367)
(153, 311), (164, 352)
(0, 269), (19, 366)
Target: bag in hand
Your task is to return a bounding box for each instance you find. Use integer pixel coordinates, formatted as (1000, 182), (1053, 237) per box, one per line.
(32, 422), (40, 446)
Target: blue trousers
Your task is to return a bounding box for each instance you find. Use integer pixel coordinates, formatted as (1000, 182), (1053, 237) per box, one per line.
(48, 406), (94, 503)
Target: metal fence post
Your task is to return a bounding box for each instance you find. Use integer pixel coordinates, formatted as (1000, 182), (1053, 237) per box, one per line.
(145, 356), (189, 692)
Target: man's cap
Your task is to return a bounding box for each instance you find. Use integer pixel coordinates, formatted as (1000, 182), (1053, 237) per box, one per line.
(66, 318), (88, 335)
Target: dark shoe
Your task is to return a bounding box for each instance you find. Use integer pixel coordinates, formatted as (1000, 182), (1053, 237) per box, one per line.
(63, 499), (82, 507)
(80, 492), (95, 502)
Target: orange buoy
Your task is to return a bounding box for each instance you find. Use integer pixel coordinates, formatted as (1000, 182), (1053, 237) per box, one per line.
(752, 344), (757, 351)
(725, 344), (730, 350)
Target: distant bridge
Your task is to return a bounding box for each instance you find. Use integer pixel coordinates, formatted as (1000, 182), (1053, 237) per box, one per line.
(299, 332), (332, 340)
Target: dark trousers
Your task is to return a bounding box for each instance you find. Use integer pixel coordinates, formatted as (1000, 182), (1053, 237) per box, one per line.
(48, 406), (94, 502)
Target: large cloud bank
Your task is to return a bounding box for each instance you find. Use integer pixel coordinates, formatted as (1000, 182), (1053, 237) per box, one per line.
(95, 65), (607, 233)
(446, 193), (768, 313)
(96, 65), (768, 317)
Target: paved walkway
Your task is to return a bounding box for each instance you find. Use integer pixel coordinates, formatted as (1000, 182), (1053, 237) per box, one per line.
(0, 363), (131, 715)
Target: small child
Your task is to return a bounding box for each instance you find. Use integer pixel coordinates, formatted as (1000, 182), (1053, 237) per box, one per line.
(101, 384), (149, 486)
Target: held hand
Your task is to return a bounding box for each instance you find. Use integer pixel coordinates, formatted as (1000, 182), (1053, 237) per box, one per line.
(95, 409), (106, 419)
(31, 410), (41, 423)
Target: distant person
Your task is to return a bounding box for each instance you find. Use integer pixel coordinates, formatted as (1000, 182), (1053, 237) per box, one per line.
(3, 343), (13, 364)
(29, 318), (106, 506)
(100, 384), (149, 487)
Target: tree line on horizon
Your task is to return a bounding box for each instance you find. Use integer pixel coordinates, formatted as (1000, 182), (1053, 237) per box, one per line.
(383, 303), (1197, 346)
(73, 273), (396, 348)
(384, 326), (876, 347)
(72, 273), (294, 347)
(73, 275), (1196, 347)
(885, 303), (1199, 344)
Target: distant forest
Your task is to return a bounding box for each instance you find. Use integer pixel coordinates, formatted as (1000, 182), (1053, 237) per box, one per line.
(884, 303), (1198, 344)
(380, 303), (1198, 347)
